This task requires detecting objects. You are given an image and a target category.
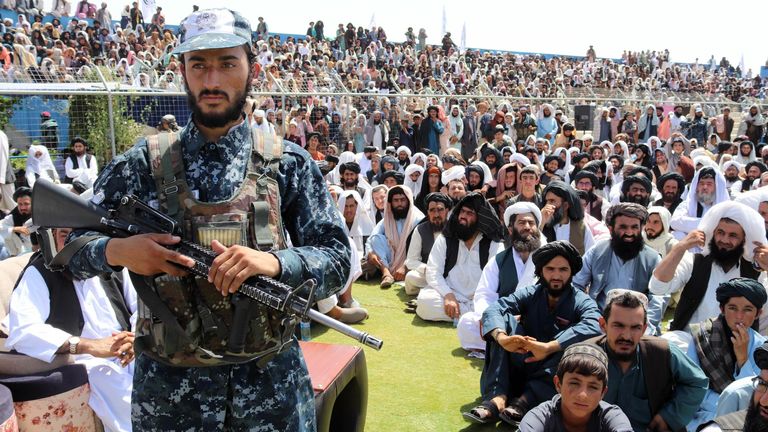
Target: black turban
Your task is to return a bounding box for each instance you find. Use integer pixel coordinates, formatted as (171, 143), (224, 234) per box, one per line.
(716, 278), (768, 309)
(746, 161), (768, 174)
(364, 146), (377, 153)
(13, 186), (31, 201)
(532, 240), (583, 275)
(544, 155), (565, 170)
(698, 167), (716, 181)
(656, 172), (685, 193)
(608, 155), (624, 170)
(573, 170), (599, 188)
(621, 175), (652, 195)
(380, 170), (404, 185)
(571, 152), (590, 165)
(443, 193), (505, 242)
(542, 181), (584, 221)
(425, 192), (453, 209)
(606, 202), (649, 226)
(465, 165), (485, 188)
(627, 165), (652, 179)
(325, 155), (339, 164)
(339, 162), (361, 175)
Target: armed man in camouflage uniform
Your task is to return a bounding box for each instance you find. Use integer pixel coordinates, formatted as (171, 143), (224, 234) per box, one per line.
(66, 8), (350, 431)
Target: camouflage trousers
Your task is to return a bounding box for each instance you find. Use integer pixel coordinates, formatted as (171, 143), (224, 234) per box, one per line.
(132, 340), (316, 431)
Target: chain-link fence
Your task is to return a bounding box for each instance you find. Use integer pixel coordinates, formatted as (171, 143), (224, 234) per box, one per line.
(0, 67), (757, 185)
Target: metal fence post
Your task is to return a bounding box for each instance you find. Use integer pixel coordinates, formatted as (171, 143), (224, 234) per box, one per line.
(94, 67), (117, 159)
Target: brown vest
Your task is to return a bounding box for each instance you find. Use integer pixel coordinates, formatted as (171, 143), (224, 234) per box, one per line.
(588, 335), (673, 421)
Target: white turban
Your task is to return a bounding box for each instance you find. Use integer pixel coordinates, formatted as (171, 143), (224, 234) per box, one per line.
(693, 155), (717, 169)
(471, 160), (495, 186)
(722, 160), (744, 173)
(510, 153), (531, 167)
(396, 145), (412, 158)
(504, 201), (542, 227)
(253, 109), (265, 118)
(734, 188), (768, 212)
(700, 201), (767, 262)
(441, 165), (465, 185)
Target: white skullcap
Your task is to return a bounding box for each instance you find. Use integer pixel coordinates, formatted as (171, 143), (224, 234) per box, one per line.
(504, 201), (542, 227)
(441, 165), (465, 184)
(254, 109), (265, 118)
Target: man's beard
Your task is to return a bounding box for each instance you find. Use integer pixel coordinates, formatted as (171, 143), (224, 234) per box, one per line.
(392, 205), (409, 220)
(546, 206), (565, 229)
(662, 191), (677, 203)
(726, 174), (739, 182)
(644, 228), (663, 240)
(511, 226), (541, 253)
(541, 275), (572, 298)
(611, 232), (645, 261)
(623, 193), (650, 207)
(429, 220), (445, 232)
(744, 398), (768, 432)
(454, 220), (478, 241)
(343, 179), (358, 189)
(709, 237), (744, 269)
(186, 80), (248, 129)
(606, 338), (636, 362)
(697, 191), (715, 205)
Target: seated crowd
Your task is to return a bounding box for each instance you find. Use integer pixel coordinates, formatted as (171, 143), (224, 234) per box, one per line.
(3, 6), (768, 432)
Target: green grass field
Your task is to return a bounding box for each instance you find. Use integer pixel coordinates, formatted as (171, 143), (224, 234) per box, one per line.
(311, 280), (517, 432)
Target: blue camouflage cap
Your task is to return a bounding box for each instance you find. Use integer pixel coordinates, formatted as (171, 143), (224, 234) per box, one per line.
(173, 9), (253, 55)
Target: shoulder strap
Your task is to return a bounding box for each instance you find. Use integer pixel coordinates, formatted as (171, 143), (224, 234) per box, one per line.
(146, 132), (184, 220)
(251, 127), (284, 173)
(443, 237), (459, 278)
(48, 235), (102, 269)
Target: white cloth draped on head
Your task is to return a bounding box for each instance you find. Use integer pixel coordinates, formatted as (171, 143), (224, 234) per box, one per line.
(441, 165), (465, 185)
(692, 155), (717, 170)
(510, 153), (531, 167)
(503, 201), (542, 227)
(721, 160), (743, 173)
(699, 201), (767, 262)
(330, 151), (358, 185)
(336, 190), (376, 243)
(686, 167), (729, 217)
(411, 152), (428, 166)
(611, 140), (630, 160)
(647, 206), (672, 233)
(734, 188), (768, 213)
(26, 144), (56, 176)
(383, 186), (424, 272)
(471, 160), (495, 186)
(551, 147), (573, 182)
(647, 136), (662, 150)
(403, 164), (425, 196)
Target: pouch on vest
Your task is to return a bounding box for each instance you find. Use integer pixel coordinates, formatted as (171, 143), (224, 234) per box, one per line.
(135, 129), (293, 367)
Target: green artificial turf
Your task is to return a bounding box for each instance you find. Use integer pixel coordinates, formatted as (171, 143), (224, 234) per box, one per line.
(310, 280), (518, 432)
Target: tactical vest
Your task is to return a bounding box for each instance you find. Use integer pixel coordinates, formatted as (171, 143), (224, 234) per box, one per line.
(134, 129), (291, 367)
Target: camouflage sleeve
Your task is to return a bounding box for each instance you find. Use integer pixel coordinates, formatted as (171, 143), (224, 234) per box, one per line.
(273, 143), (351, 300)
(67, 140), (154, 280)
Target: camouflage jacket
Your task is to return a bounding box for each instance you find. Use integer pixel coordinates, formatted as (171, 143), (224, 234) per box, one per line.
(68, 117), (350, 301)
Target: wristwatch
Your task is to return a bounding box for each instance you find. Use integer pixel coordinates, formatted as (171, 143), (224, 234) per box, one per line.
(68, 336), (80, 355)
(491, 329), (505, 342)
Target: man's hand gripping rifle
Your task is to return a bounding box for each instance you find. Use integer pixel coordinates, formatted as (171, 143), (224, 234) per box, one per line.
(31, 179), (383, 350)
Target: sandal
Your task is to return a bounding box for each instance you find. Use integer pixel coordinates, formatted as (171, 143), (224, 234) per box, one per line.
(499, 397), (529, 425)
(462, 400), (500, 424)
(380, 274), (395, 288)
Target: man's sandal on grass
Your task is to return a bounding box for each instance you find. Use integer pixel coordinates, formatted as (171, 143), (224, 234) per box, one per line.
(462, 400), (500, 424)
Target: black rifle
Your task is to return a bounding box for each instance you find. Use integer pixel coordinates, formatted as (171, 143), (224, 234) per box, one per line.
(31, 179), (383, 351)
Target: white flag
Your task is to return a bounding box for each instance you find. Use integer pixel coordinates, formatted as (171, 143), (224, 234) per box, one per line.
(460, 22), (466, 53)
(140, 0), (156, 24)
(442, 5), (447, 36)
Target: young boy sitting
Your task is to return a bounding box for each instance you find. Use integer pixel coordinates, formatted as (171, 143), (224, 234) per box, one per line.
(519, 343), (633, 431)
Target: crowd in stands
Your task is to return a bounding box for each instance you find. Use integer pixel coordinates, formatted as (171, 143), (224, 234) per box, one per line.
(5, 4), (768, 432)
(0, 1), (765, 103)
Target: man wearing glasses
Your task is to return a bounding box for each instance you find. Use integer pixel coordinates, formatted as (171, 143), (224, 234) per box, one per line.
(699, 343), (768, 431)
